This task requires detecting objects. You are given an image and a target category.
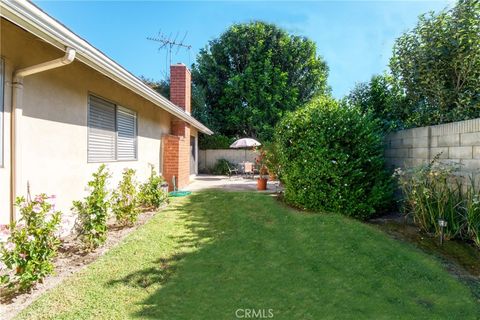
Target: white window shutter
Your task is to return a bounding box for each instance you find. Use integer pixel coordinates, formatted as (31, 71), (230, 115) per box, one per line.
(88, 96), (116, 162)
(116, 106), (137, 160)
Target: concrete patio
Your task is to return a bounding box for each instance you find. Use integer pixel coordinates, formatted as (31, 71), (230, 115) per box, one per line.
(184, 175), (281, 192)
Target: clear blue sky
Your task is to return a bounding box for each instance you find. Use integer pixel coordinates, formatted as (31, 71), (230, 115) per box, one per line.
(34, 1), (452, 98)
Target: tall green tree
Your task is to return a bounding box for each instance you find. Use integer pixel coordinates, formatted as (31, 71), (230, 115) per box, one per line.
(140, 76), (170, 97)
(140, 76), (210, 126)
(192, 21), (329, 141)
(346, 74), (408, 131)
(390, 0), (480, 127)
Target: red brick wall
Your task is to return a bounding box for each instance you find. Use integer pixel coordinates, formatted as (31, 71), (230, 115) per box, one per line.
(170, 64), (191, 114)
(163, 64), (193, 191)
(162, 135), (180, 191)
(171, 119), (187, 137)
(162, 131), (191, 191)
(177, 133), (190, 188)
(171, 118), (191, 187)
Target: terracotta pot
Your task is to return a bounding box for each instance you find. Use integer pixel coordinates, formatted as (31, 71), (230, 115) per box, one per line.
(257, 178), (268, 191)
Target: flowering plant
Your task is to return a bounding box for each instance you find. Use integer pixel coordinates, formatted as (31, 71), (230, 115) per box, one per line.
(73, 164), (110, 251)
(262, 142), (281, 178)
(393, 157), (478, 244)
(0, 194), (61, 291)
(255, 147), (269, 177)
(112, 168), (140, 226)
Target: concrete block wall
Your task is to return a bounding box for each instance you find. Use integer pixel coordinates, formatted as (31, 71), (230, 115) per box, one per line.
(198, 149), (258, 172)
(385, 118), (480, 173)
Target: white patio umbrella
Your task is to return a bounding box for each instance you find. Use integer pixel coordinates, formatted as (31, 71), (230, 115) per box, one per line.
(230, 138), (261, 162)
(229, 138), (261, 149)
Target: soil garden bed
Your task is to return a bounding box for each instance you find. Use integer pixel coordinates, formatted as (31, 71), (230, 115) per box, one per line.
(370, 213), (480, 301)
(0, 206), (165, 320)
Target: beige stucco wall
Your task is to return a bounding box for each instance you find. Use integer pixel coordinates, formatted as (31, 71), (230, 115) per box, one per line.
(0, 53), (13, 223)
(0, 19), (197, 228)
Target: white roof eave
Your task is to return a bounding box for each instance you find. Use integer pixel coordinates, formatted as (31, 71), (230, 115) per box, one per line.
(0, 0), (213, 135)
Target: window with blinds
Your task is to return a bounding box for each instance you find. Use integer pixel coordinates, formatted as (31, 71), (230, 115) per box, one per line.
(116, 107), (137, 160)
(87, 95), (137, 162)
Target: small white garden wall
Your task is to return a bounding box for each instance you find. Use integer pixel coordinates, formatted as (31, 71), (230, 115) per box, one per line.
(198, 149), (258, 171)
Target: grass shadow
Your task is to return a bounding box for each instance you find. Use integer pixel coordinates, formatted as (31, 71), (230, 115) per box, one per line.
(106, 253), (186, 290)
(106, 190), (479, 320)
(104, 192), (220, 295)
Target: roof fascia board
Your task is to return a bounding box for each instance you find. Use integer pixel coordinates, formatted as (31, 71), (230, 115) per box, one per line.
(0, 0), (213, 134)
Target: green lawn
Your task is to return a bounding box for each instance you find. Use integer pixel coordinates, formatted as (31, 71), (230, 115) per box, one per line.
(17, 191), (479, 319)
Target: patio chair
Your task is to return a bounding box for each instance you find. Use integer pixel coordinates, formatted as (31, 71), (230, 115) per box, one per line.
(244, 162), (255, 179)
(227, 163), (239, 178)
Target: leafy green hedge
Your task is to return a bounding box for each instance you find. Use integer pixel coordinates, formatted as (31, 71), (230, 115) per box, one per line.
(198, 134), (234, 150)
(275, 96), (393, 220)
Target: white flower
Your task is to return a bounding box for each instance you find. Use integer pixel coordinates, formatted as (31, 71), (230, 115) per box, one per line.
(32, 204), (42, 213)
(4, 242), (15, 252)
(393, 167), (404, 177)
(45, 212), (53, 223)
(0, 230), (10, 243)
(54, 228), (65, 238)
(27, 235), (35, 242)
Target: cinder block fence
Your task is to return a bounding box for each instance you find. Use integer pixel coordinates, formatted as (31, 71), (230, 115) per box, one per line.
(385, 118), (480, 173)
(198, 149), (258, 172)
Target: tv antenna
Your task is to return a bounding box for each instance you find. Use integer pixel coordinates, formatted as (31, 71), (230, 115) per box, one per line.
(147, 30), (192, 78)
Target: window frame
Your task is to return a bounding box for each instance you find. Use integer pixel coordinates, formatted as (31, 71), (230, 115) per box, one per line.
(87, 94), (138, 163)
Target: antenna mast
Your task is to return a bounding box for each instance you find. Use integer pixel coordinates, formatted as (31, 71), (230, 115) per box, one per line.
(147, 30), (192, 78)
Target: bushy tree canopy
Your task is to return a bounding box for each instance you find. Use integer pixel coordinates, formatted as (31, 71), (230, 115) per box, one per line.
(192, 21), (329, 141)
(390, 0), (480, 127)
(275, 97), (393, 220)
(346, 74), (408, 131)
(140, 76), (210, 126)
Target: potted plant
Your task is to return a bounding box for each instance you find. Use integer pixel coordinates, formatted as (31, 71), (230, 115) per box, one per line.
(255, 147), (269, 191)
(263, 142), (281, 181)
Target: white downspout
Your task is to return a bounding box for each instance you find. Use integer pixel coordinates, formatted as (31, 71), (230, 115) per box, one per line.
(10, 48), (76, 223)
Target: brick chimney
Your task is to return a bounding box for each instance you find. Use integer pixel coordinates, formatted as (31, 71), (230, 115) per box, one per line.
(162, 64), (192, 191)
(170, 63), (191, 114)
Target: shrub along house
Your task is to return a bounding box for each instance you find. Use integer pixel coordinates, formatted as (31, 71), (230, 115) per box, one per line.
(0, 1), (212, 229)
